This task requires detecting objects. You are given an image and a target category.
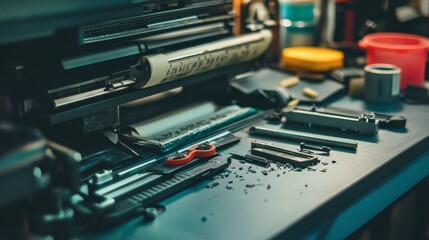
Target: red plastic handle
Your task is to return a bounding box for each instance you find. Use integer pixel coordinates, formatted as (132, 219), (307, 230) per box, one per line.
(165, 143), (216, 166)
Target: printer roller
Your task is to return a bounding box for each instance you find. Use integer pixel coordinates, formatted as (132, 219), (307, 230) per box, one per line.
(133, 30), (273, 89)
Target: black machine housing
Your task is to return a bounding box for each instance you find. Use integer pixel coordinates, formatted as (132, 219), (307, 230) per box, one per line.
(0, 0), (275, 237)
(1, 0), (240, 131)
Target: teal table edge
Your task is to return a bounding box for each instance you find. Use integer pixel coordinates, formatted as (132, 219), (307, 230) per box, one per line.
(304, 150), (429, 239)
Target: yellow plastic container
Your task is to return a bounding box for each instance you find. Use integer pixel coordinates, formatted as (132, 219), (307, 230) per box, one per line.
(282, 47), (344, 72)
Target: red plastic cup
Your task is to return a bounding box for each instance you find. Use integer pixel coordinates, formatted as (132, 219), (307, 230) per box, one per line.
(359, 33), (429, 90)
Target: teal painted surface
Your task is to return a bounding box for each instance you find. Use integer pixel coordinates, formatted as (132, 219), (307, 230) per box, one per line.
(279, 2), (315, 21)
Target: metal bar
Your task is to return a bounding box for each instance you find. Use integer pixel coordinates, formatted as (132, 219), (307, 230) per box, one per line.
(249, 126), (358, 150)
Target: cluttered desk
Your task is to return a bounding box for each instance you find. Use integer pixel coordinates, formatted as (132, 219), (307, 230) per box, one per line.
(1, 0), (429, 239)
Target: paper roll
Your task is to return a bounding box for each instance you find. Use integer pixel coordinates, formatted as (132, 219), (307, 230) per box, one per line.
(134, 30), (273, 89)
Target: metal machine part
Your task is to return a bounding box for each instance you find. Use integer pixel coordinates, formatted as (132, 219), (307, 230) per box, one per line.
(49, 29), (270, 111)
(249, 126), (358, 150)
(0, 123), (81, 239)
(53, 79), (136, 109)
(299, 142), (331, 154)
(251, 141), (319, 168)
(71, 132), (239, 227)
(3, 0), (247, 131)
(324, 106), (407, 129)
(229, 153), (271, 168)
(89, 132), (240, 190)
(125, 106), (256, 152)
(80, 1), (234, 45)
(0, 0), (234, 45)
(112, 131), (239, 180)
(282, 105), (379, 136)
(73, 157), (231, 227)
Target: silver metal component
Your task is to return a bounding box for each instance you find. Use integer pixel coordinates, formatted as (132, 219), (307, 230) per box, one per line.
(117, 159), (157, 177)
(95, 172), (157, 197)
(81, 7), (234, 44)
(103, 174), (161, 199)
(103, 129), (140, 157)
(53, 86), (128, 108)
(48, 76), (109, 95)
(94, 198), (115, 210)
(300, 142), (331, 154)
(117, 139), (140, 157)
(359, 113), (376, 123)
(177, 131), (231, 153)
(53, 78), (135, 109)
(249, 126), (358, 150)
(105, 79), (136, 90)
(147, 16), (198, 28)
(283, 106), (379, 136)
(90, 169), (113, 185)
(141, 23), (228, 42)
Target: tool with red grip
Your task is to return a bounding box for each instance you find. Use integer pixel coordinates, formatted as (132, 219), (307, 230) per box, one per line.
(165, 143), (216, 166)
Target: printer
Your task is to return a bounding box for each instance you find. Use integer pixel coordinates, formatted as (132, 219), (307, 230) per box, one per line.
(0, 0), (276, 238)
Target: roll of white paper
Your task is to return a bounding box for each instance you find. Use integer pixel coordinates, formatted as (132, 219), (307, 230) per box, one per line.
(134, 30), (273, 89)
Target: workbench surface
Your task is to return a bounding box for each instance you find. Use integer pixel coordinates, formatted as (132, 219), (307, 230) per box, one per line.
(80, 97), (429, 240)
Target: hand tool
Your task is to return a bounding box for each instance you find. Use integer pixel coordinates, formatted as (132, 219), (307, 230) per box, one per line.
(165, 143), (216, 166)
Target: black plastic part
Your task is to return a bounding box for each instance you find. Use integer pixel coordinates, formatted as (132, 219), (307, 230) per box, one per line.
(378, 116), (407, 129)
(233, 85), (294, 109)
(404, 85), (429, 103)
